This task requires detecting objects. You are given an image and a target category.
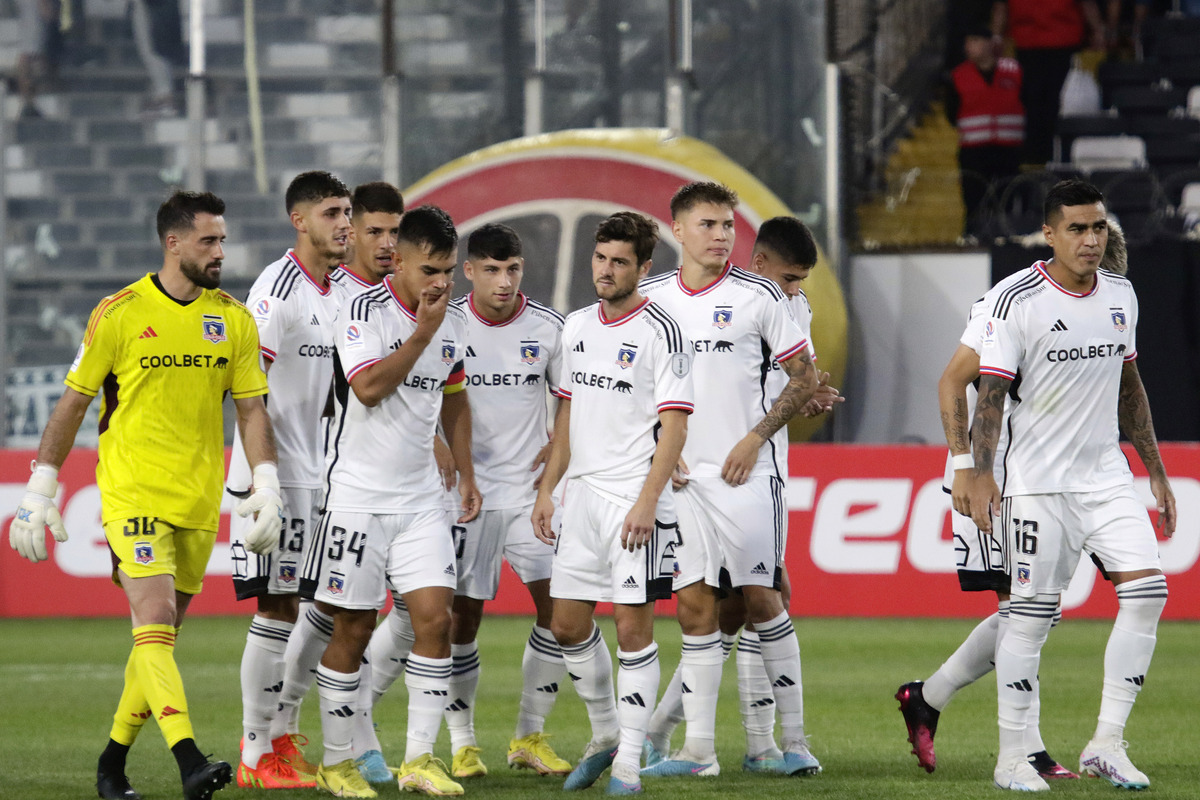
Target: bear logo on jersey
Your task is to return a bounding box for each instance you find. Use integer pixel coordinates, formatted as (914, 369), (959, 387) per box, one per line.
(1111, 310), (1127, 332)
(616, 345), (637, 369)
(441, 342), (456, 364)
(713, 307), (733, 329)
(520, 342), (542, 364)
(201, 315), (227, 344)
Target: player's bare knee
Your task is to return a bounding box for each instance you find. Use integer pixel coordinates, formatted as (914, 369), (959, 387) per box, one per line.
(257, 593), (300, 623)
(450, 596), (484, 643)
(718, 593), (746, 634)
(742, 584), (785, 624)
(676, 583), (719, 634)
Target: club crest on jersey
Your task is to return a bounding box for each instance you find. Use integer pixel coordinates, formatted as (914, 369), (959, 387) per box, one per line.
(616, 345), (638, 369)
(278, 564), (296, 584)
(1111, 310), (1127, 332)
(441, 342), (456, 364)
(1016, 563), (1031, 587)
(712, 306), (733, 329)
(344, 324), (363, 348)
(201, 315), (227, 344)
(327, 574), (345, 595)
(134, 542), (155, 565)
(520, 341), (542, 364)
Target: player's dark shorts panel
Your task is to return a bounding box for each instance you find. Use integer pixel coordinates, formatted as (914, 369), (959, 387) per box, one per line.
(718, 564), (784, 596)
(234, 575), (273, 601)
(958, 568), (1011, 593)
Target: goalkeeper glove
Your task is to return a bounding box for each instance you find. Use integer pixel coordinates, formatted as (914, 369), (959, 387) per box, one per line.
(9, 463), (69, 563)
(235, 463), (285, 555)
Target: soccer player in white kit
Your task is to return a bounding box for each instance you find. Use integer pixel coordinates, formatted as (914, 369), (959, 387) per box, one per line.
(639, 184), (818, 778)
(272, 181), (406, 788)
(532, 211), (693, 795)
(894, 222), (1131, 780)
(227, 171), (350, 790)
(966, 180), (1175, 792)
(303, 205), (482, 798)
(644, 216), (841, 772)
(431, 223), (574, 780)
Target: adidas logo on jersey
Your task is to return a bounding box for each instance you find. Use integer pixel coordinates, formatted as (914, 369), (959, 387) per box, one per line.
(465, 345), (477, 357)
(328, 705), (355, 718)
(573, 341), (585, 352)
(619, 692), (646, 707)
(750, 562), (770, 575)
(1005, 678), (1034, 692)
(772, 675), (796, 688)
(1051, 319), (1068, 332)
(138, 326), (158, 339)
(310, 314), (321, 325)
(1125, 674), (1145, 687)
(622, 575), (639, 589)
(444, 563), (456, 575)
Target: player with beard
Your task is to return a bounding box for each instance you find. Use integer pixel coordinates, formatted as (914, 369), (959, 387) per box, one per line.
(9, 191), (281, 800)
(226, 171), (351, 789)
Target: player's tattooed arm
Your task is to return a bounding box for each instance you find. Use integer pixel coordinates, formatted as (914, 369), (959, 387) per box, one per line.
(938, 343), (982, 516)
(721, 349), (818, 486)
(966, 373), (1009, 532)
(1119, 360), (1177, 536)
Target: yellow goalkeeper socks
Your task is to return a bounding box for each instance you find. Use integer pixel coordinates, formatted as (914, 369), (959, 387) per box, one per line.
(110, 646), (153, 745)
(131, 624), (194, 747)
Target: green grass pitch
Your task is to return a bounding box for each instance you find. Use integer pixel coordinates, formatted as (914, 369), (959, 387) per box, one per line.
(1, 615), (1196, 799)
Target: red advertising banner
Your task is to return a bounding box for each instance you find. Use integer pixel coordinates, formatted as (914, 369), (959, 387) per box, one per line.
(1, 444), (1196, 619)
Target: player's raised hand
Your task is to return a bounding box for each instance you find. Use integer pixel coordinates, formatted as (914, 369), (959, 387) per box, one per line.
(968, 469), (1001, 533)
(621, 497), (656, 551)
(236, 463), (285, 555)
(416, 280), (453, 333)
(457, 474), (482, 523)
(1151, 475), (1177, 538)
(722, 432), (765, 486)
(531, 494), (557, 545)
(8, 464), (68, 563)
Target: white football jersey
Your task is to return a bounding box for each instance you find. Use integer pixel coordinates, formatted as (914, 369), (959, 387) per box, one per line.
(560, 298), (694, 505)
(978, 261), (1138, 495)
(329, 265), (378, 304)
(451, 293), (565, 509)
(767, 290), (816, 478)
(228, 250), (338, 490)
(640, 265), (809, 480)
(941, 295), (1010, 489)
(324, 277), (468, 512)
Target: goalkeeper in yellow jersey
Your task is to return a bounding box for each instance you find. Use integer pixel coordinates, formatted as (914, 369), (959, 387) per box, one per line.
(7, 191), (284, 800)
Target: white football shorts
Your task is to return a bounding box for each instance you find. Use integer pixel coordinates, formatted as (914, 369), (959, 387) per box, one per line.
(454, 503), (556, 600)
(672, 475), (785, 592)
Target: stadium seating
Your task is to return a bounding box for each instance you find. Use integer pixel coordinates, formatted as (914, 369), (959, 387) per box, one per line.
(1070, 135), (1148, 172)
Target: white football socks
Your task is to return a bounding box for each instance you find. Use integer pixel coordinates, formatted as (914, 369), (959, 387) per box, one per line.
(404, 654), (452, 763)
(756, 612), (806, 749)
(241, 616), (292, 766)
(446, 642), (481, 751)
(995, 596), (1055, 760)
(678, 632), (723, 759)
(316, 664), (359, 766)
(271, 604), (332, 740)
(368, 601), (415, 704)
(514, 625), (565, 739)
(615, 643), (660, 771)
(559, 624), (619, 745)
(922, 612), (1000, 711)
(1095, 575), (1167, 741)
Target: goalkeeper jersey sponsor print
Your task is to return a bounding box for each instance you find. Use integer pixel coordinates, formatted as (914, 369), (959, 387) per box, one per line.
(640, 264), (809, 481)
(451, 292), (565, 510)
(66, 273), (266, 529)
(324, 276), (467, 513)
(227, 250), (339, 492)
(559, 298), (694, 506)
(978, 261), (1138, 495)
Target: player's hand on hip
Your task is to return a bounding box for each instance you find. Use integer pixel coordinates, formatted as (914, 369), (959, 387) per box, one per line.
(722, 433), (764, 486)
(236, 463), (284, 555)
(457, 476), (482, 523)
(621, 499), (655, 551)
(8, 463), (68, 563)
(967, 471), (1001, 533)
(532, 494), (557, 545)
(1151, 475), (1177, 538)
(671, 457), (690, 490)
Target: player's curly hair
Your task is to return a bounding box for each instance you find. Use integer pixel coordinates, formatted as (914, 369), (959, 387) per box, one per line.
(670, 181), (738, 219)
(285, 170), (350, 213)
(595, 211), (659, 265)
(398, 205), (459, 256)
(352, 181), (404, 217)
(156, 191), (225, 244)
(754, 216), (818, 269)
(468, 223), (523, 261)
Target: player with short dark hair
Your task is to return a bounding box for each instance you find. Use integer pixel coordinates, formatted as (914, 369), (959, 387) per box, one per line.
(228, 170), (350, 790)
(968, 179), (1174, 791)
(532, 211), (692, 795)
(304, 204), (481, 798)
(9, 190), (280, 800)
(640, 184), (819, 779)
